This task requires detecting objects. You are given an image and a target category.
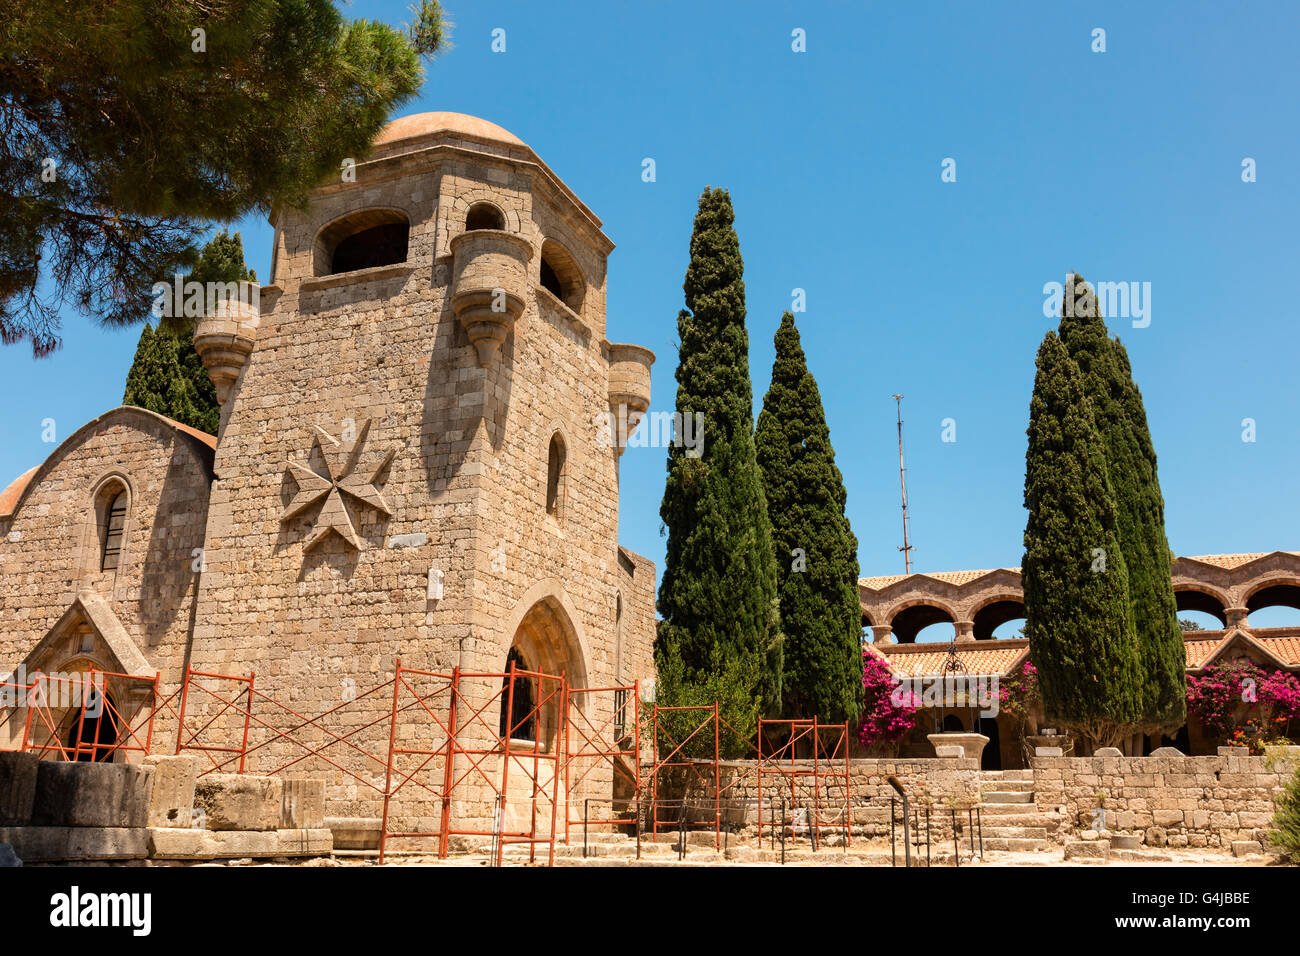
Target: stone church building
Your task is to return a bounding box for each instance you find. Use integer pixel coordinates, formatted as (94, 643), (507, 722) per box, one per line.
(0, 113), (658, 827)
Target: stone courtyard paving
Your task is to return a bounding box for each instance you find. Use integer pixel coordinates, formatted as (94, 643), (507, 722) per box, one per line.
(184, 838), (1290, 868)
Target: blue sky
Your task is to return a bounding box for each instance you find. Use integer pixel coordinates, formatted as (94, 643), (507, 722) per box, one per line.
(3, 1), (1298, 630)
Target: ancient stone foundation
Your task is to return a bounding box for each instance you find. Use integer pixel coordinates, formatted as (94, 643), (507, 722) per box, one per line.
(0, 754), (333, 864)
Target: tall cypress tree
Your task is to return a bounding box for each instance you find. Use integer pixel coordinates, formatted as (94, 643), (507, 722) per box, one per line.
(123, 323), (201, 428)
(657, 188), (783, 716)
(755, 312), (862, 723)
(1022, 331), (1141, 750)
(1058, 273), (1184, 735)
(123, 231), (255, 435)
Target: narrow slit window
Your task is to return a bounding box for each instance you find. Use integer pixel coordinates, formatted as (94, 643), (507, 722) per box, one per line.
(101, 491), (127, 571)
(546, 434), (566, 518)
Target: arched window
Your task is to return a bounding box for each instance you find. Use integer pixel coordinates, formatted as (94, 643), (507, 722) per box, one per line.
(313, 209), (410, 276)
(546, 434), (567, 518)
(500, 646), (537, 741)
(99, 489), (128, 572)
(465, 202), (505, 231)
(538, 239), (585, 313)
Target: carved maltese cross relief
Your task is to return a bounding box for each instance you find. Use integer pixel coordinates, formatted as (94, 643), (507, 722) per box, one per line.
(281, 419), (396, 551)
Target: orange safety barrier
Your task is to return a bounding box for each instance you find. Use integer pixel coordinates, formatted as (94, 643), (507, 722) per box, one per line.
(756, 718), (852, 849)
(0, 669), (160, 762)
(644, 702), (764, 850)
(378, 662), (455, 862)
(2, 657), (864, 863)
(436, 661), (565, 866)
(562, 681), (640, 844)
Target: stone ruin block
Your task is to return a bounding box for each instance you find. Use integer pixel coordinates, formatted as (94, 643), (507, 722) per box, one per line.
(0, 751), (39, 826)
(31, 760), (154, 829)
(280, 778), (326, 829)
(325, 816), (382, 850)
(141, 754), (198, 828)
(193, 773), (282, 831)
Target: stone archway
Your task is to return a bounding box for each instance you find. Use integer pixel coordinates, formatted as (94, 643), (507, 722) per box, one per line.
(497, 582), (590, 750)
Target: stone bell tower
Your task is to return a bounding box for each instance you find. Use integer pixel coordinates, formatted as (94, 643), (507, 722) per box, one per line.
(189, 113), (657, 817)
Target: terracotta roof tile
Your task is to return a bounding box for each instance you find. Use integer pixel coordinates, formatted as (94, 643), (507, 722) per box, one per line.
(878, 640), (1028, 678)
(0, 465), (38, 518)
(168, 419), (217, 450)
(1181, 552), (1299, 570)
(860, 568), (1020, 590)
(1252, 635), (1300, 667)
(1183, 635), (1225, 668)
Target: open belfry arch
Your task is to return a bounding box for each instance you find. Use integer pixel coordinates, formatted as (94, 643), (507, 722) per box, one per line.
(0, 113), (658, 837)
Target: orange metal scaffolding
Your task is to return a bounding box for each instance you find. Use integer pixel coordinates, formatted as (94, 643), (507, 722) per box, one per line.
(562, 681), (641, 844)
(756, 718), (852, 849)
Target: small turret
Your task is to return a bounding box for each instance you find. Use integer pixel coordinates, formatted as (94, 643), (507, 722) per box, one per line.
(193, 298), (260, 404)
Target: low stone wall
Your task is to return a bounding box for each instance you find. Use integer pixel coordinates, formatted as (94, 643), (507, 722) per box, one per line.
(1033, 749), (1300, 849)
(659, 757), (981, 838)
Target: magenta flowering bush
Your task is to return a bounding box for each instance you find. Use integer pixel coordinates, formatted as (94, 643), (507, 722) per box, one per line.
(1187, 659), (1300, 752)
(998, 659), (1039, 721)
(858, 652), (918, 752)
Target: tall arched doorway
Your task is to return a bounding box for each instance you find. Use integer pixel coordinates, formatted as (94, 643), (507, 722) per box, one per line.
(498, 591), (589, 750)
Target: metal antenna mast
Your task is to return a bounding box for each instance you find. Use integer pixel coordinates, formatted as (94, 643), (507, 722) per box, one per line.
(892, 394), (914, 574)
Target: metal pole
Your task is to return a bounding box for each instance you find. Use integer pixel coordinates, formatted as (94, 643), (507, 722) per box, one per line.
(439, 666), (460, 859)
(890, 796), (896, 866)
(546, 671), (564, 867)
(379, 659), (403, 865)
(633, 678), (642, 860)
(144, 674), (159, 756)
(584, 798), (589, 859)
(492, 794), (502, 867)
(497, 660), (518, 868)
(173, 664), (192, 755)
(237, 672), (254, 774)
(894, 392), (915, 572)
(926, 806), (931, 868)
(563, 683), (572, 845)
(713, 701), (720, 853)
(952, 808), (959, 867)
(977, 804), (984, 858)
(650, 704), (659, 838)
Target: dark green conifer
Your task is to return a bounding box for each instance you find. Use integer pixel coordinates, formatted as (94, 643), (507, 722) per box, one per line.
(1022, 331), (1141, 749)
(124, 231), (255, 434)
(123, 323), (200, 429)
(657, 188), (782, 718)
(755, 312), (862, 723)
(1059, 273), (1185, 735)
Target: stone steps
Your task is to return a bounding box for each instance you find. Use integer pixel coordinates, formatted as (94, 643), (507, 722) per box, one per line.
(976, 802), (1041, 816)
(979, 780), (1035, 793)
(982, 836), (1051, 852)
(983, 825), (1049, 838)
(982, 790), (1035, 804)
(979, 770), (1035, 782)
(975, 771), (1050, 850)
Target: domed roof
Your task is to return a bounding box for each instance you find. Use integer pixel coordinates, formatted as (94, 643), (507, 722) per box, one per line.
(374, 111), (526, 149)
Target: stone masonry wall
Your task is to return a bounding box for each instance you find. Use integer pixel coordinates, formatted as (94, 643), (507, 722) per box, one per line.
(1032, 751), (1300, 848)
